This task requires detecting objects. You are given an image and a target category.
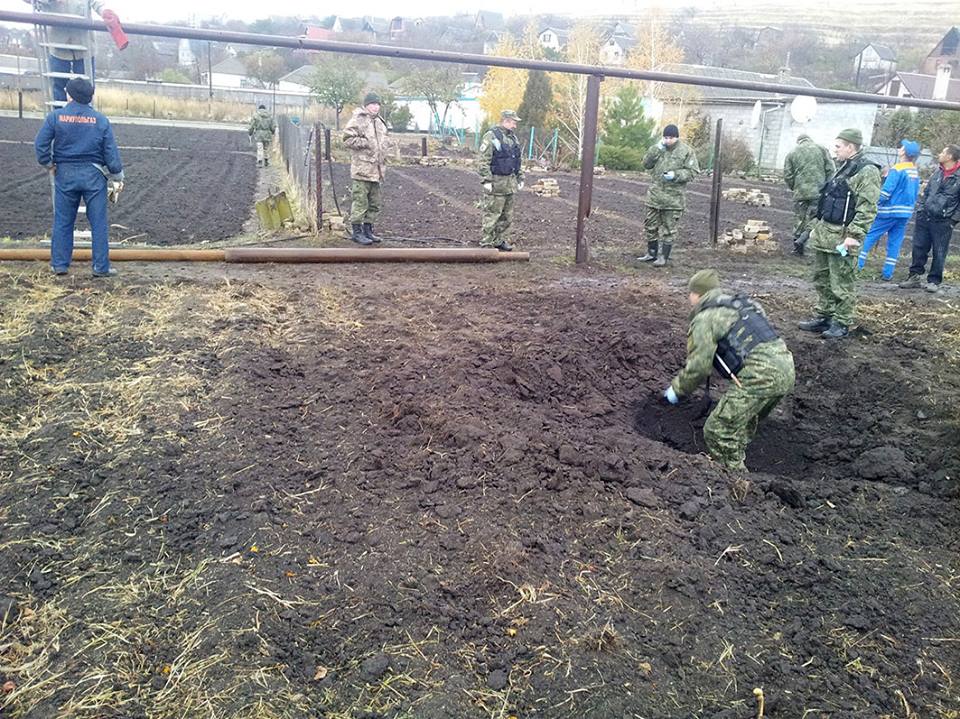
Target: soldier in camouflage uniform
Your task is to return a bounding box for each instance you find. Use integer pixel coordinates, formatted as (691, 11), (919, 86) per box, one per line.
(248, 104), (277, 168)
(798, 128), (882, 339)
(478, 110), (525, 251)
(637, 124), (700, 267)
(783, 134), (834, 255)
(343, 93), (389, 245)
(664, 270), (796, 471)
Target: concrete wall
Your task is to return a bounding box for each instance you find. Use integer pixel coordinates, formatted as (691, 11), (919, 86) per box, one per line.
(662, 100), (878, 171)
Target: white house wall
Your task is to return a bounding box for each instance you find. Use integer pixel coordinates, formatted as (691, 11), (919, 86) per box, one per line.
(771, 102), (878, 169)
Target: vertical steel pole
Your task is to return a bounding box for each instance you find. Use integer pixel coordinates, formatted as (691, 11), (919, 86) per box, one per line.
(575, 74), (602, 264)
(207, 41), (213, 99)
(324, 128), (331, 161)
(315, 122), (323, 231)
(528, 126), (535, 160)
(421, 136), (428, 157)
(709, 118), (723, 245)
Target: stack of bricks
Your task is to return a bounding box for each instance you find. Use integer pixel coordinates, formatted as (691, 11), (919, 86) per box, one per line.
(418, 156), (449, 167)
(718, 219), (776, 253)
(722, 187), (772, 207)
(529, 178), (560, 197)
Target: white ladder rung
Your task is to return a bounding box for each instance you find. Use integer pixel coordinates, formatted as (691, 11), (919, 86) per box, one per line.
(39, 42), (89, 51)
(74, 231), (92, 239)
(44, 71), (90, 79)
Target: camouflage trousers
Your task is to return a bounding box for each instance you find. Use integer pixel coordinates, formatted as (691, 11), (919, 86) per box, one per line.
(349, 179), (382, 224)
(812, 249), (857, 327)
(793, 199), (817, 240)
(703, 354), (796, 471)
(255, 140), (271, 166)
(644, 207), (684, 248)
(481, 192), (516, 247)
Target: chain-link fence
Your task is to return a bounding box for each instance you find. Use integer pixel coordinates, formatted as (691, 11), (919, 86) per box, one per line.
(277, 116), (321, 232)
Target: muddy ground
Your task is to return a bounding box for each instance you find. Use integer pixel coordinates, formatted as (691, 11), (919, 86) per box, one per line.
(1, 133), (959, 718)
(0, 117), (256, 244)
(1, 254), (959, 719)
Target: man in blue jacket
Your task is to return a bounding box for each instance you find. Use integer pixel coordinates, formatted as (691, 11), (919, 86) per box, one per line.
(34, 77), (124, 277)
(856, 139), (921, 280)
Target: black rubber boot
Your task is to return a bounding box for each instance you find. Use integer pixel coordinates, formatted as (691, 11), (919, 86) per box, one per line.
(350, 223), (373, 246)
(362, 223), (383, 243)
(636, 241), (658, 263)
(653, 244), (671, 267)
(822, 321), (849, 339)
(798, 316), (831, 332)
(495, 240), (514, 252)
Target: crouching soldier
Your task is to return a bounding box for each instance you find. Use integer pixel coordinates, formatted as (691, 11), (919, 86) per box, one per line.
(664, 270), (796, 472)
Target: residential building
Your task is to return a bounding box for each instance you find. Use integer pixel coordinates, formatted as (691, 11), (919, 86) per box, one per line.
(879, 67), (960, 103)
(656, 63), (878, 171)
(920, 27), (959, 75)
(538, 27), (568, 52)
(206, 56), (249, 88)
(853, 43), (897, 88)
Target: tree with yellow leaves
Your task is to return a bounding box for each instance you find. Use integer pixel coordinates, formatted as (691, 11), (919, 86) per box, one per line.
(626, 11), (685, 101)
(550, 23), (604, 157)
(479, 36), (527, 123)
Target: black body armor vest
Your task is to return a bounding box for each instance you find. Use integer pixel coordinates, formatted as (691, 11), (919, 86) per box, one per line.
(490, 128), (522, 176)
(816, 156), (876, 226)
(699, 295), (779, 378)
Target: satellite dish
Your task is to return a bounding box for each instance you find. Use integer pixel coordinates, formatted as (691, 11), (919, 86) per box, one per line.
(790, 95), (818, 123)
(750, 100), (763, 129)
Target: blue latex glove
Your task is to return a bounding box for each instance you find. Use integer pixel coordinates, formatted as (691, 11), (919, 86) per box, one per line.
(835, 242), (848, 257)
(664, 386), (679, 405)
(663, 171), (676, 182)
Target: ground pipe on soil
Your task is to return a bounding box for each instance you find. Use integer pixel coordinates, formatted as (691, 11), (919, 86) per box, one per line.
(0, 248), (530, 264)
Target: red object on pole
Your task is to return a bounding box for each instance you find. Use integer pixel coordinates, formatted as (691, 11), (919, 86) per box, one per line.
(575, 74), (602, 265)
(100, 10), (128, 51)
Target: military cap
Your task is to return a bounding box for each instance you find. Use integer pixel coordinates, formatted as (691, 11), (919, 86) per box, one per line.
(688, 269), (720, 295)
(836, 128), (863, 146)
(501, 109), (522, 121)
(363, 92), (382, 105)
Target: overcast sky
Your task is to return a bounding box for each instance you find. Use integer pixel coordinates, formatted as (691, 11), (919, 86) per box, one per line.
(1, 0), (708, 24)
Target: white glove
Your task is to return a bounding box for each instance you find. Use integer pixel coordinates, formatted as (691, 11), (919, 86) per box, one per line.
(108, 180), (124, 203)
(518, 181), (524, 190)
(664, 386), (679, 405)
(482, 182), (493, 193)
(663, 171), (676, 181)
(658, 140), (667, 150)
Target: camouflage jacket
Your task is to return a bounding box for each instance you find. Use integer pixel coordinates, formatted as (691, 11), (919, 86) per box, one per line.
(810, 152), (882, 252)
(671, 288), (794, 397)
(784, 136), (835, 202)
(343, 107), (388, 182)
(642, 141), (700, 210)
(477, 127), (525, 195)
(247, 109), (276, 143)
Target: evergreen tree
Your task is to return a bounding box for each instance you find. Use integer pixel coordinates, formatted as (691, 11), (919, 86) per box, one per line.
(517, 70), (552, 130)
(601, 85), (655, 150)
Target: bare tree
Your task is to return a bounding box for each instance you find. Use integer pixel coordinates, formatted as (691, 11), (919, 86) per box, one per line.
(399, 64), (465, 133)
(550, 23), (603, 157)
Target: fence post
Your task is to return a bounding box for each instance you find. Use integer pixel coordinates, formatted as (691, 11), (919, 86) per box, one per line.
(421, 136), (428, 157)
(315, 122), (323, 230)
(575, 74), (603, 265)
(18, 90), (23, 119)
(709, 118), (724, 246)
(528, 126), (535, 160)
(324, 128), (331, 161)
(552, 129), (559, 167)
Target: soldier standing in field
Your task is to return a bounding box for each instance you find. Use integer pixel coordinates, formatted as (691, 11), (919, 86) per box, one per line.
(247, 104), (276, 168)
(478, 110), (524, 252)
(663, 269), (796, 472)
(797, 128), (881, 339)
(783, 134), (835, 255)
(343, 93), (388, 246)
(636, 124), (700, 267)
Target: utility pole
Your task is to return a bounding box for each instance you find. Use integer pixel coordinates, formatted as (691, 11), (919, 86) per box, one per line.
(207, 41), (213, 99)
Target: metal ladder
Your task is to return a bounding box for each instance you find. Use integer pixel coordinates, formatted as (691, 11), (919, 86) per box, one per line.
(32, 1), (97, 240)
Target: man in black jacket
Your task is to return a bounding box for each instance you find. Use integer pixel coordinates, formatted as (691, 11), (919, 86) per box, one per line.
(900, 145), (960, 293)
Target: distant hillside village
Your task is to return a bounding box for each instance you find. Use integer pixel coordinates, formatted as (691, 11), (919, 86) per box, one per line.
(1, 11), (957, 171)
